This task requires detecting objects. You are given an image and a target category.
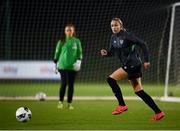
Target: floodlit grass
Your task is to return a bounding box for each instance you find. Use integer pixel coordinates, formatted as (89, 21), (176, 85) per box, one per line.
(0, 82), (180, 130)
(0, 100), (179, 130)
(0, 82), (172, 97)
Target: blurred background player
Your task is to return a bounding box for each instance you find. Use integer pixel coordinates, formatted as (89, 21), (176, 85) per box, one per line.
(54, 24), (83, 109)
(100, 18), (165, 121)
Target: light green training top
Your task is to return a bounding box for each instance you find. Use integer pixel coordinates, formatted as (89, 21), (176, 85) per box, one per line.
(54, 37), (83, 70)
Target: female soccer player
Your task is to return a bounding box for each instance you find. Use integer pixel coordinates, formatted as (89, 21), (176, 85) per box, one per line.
(100, 18), (165, 121)
(54, 24), (83, 109)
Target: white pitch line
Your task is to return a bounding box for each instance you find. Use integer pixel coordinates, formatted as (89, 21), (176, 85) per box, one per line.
(0, 96), (160, 101)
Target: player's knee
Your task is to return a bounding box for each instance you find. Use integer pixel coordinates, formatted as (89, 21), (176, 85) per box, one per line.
(106, 77), (116, 84)
(133, 85), (143, 92)
(135, 89), (144, 97)
(107, 77), (121, 94)
(61, 82), (67, 88)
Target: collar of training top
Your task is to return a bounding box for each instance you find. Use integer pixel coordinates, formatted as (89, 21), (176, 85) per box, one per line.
(115, 30), (125, 37)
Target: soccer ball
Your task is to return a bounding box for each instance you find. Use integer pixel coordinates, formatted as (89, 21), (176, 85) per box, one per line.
(35, 92), (46, 101)
(16, 107), (32, 122)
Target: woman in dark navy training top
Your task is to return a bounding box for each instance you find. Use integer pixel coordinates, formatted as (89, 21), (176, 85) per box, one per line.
(100, 18), (165, 121)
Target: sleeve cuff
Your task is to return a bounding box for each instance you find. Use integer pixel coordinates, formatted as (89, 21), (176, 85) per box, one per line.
(53, 59), (58, 63)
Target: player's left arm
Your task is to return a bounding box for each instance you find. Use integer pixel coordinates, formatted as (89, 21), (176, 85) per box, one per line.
(77, 39), (83, 60)
(73, 39), (83, 71)
(129, 34), (150, 69)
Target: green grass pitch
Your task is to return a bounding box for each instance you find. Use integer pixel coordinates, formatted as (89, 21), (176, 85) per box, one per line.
(0, 82), (180, 130)
(0, 100), (180, 130)
(1, 82), (178, 97)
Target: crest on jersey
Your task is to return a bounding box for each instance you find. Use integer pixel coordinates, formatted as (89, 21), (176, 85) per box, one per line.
(72, 43), (77, 49)
(119, 39), (124, 44)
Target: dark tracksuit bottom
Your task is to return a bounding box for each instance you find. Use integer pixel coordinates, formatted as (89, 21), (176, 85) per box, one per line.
(59, 70), (77, 103)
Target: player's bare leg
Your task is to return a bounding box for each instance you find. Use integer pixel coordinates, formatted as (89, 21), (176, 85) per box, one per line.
(109, 68), (128, 80)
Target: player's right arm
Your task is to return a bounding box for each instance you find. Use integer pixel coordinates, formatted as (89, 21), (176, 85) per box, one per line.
(101, 36), (115, 57)
(54, 40), (62, 63)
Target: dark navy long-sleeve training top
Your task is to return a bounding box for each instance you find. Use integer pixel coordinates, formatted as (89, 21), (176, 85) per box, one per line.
(107, 30), (150, 67)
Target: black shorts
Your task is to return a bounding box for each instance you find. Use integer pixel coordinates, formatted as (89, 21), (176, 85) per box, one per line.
(122, 65), (142, 80)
